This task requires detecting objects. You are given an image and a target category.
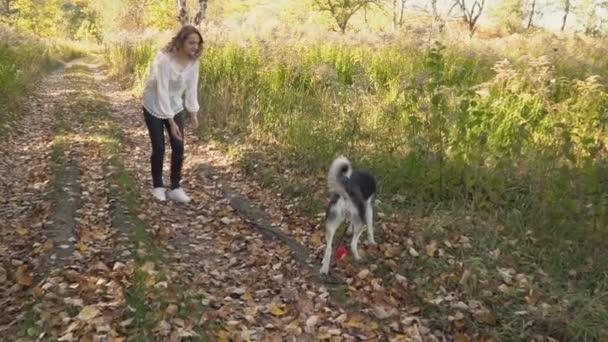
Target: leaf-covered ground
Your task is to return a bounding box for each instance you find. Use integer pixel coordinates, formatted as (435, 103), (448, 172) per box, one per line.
(0, 58), (596, 341)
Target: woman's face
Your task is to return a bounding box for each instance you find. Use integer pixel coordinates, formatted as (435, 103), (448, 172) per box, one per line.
(182, 33), (201, 58)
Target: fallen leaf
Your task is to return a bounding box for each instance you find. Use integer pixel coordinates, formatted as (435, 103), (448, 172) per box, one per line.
(16, 265), (33, 286)
(305, 315), (319, 331)
(269, 303), (287, 317)
(425, 241), (437, 257)
(357, 269), (370, 279)
(455, 333), (470, 342)
(526, 289), (541, 305)
(141, 261), (155, 274)
(58, 332), (74, 341)
(310, 231), (323, 246)
(476, 310), (497, 326)
(42, 239), (54, 251)
(166, 304), (178, 316)
(77, 305), (100, 321)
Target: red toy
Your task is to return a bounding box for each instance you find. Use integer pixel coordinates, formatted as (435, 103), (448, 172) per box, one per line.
(336, 246), (348, 260)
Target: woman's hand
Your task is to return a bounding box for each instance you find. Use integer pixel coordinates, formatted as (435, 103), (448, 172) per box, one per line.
(189, 112), (199, 130)
(168, 118), (183, 141)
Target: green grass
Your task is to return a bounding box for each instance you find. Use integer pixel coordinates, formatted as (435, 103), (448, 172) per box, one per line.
(101, 28), (608, 340)
(0, 26), (87, 140)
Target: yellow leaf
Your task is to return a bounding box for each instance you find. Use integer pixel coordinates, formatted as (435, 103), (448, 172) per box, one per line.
(346, 317), (362, 328)
(310, 231), (323, 246)
(16, 228), (28, 236)
(317, 331), (332, 340)
(94, 231), (108, 240)
(76, 242), (88, 253)
(476, 311), (497, 326)
(16, 265), (32, 286)
(269, 303), (287, 317)
(363, 321), (378, 331)
(141, 261), (155, 274)
(144, 275), (156, 287)
(77, 305), (100, 321)
(241, 292), (253, 301)
(455, 333), (470, 342)
(215, 330), (232, 342)
(425, 241), (437, 257)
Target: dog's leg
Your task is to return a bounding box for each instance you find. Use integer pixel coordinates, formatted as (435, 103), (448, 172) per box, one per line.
(320, 210), (343, 274)
(365, 197), (376, 245)
(350, 222), (365, 260)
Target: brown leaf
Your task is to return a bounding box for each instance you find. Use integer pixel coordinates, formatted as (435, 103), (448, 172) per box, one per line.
(42, 239), (54, 252)
(526, 289), (541, 305)
(32, 286), (45, 297)
(455, 333), (470, 342)
(16, 265), (33, 286)
(476, 311), (497, 326)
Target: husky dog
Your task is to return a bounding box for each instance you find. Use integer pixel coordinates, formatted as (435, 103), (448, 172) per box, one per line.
(320, 156), (377, 274)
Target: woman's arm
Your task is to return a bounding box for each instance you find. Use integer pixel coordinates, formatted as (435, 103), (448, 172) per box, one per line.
(184, 62), (200, 114)
(155, 54), (176, 120)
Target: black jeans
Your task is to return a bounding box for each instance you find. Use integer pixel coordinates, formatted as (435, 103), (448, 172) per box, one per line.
(143, 107), (185, 189)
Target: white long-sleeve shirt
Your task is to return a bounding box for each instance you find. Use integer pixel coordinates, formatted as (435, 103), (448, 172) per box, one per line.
(142, 51), (200, 119)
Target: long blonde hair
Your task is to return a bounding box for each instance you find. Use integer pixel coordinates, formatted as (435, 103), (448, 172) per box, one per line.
(163, 25), (204, 59)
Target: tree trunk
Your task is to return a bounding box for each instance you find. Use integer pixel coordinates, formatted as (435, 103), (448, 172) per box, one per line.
(527, 0), (536, 29)
(392, 0), (397, 30)
(561, 0), (570, 32)
(1, 0), (12, 15)
(177, 0), (188, 25)
(193, 0), (208, 26)
(398, 0), (406, 27)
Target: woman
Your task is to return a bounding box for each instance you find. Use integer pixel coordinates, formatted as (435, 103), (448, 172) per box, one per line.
(142, 25), (202, 203)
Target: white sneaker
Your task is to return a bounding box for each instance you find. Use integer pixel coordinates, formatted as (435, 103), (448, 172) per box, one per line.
(168, 187), (191, 203)
(151, 187), (166, 201)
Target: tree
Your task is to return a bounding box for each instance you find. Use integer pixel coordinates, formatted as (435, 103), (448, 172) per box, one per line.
(177, 0), (208, 26)
(1, 0), (16, 15)
(389, 0), (407, 30)
(558, 0), (571, 31)
(454, 0), (486, 35)
(313, 0), (377, 33)
(526, 0), (537, 29)
(576, 0), (608, 36)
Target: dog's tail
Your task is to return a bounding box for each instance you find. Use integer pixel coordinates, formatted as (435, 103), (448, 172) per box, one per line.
(327, 156), (352, 198)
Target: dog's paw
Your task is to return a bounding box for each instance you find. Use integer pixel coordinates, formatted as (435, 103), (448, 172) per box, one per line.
(366, 239), (377, 246)
(320, 266), (329, 275)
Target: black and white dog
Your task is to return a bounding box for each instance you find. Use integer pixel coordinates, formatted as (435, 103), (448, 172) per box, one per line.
(320, 156), (377, 274)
